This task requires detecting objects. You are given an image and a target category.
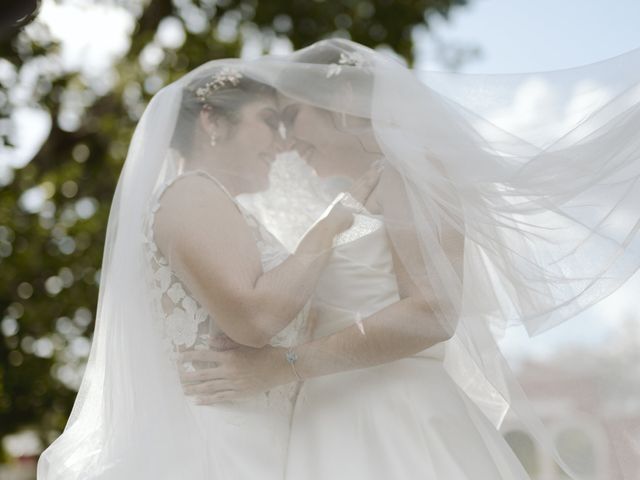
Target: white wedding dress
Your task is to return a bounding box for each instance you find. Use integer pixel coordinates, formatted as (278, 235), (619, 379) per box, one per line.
(247, 152), (532, 480)
(145, 167), (310, 479)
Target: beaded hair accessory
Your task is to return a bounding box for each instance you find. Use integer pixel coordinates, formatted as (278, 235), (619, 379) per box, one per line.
(326, 51), (367, 78)
(336, 191), (366, 214)
(195, 66), (244, 102)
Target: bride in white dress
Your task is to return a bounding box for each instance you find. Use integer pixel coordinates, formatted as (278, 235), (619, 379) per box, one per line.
(183, 101), (532, 479)
(281, 104), (531, 480)
(144, 75), (386, 478)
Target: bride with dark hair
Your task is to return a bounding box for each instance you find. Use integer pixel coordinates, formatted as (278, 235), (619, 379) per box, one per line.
(38, 39), (640, 480)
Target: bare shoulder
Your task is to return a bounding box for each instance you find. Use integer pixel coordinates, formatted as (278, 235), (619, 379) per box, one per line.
(152, 174), (249, 257)
(146, 174), (266, 345)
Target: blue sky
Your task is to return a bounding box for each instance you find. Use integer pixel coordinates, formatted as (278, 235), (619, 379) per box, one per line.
(415, 0), (640, 74)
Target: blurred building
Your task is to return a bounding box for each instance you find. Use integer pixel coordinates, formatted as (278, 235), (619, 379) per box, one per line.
(502, 319), (640, 480)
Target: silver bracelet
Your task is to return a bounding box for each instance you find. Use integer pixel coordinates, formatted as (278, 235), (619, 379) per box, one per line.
(338, 191), (365, 214)
(285, 348), (303, 381)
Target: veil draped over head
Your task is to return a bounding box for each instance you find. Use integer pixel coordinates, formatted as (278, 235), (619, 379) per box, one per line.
(37, 39), (640, 479)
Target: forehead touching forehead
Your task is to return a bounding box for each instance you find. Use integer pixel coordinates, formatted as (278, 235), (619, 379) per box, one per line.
(275, 92), (299, 107)
(276, 93), (323, 117)
(238, 96), (278, 116)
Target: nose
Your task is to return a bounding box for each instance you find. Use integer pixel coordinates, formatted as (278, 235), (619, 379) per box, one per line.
(274, 121), (296, 152)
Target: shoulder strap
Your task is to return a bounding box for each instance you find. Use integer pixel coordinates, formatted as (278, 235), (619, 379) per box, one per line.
(170, 169), (246, 216)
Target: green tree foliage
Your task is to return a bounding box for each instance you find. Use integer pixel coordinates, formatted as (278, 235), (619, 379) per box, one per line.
(0, 0), (469, 458)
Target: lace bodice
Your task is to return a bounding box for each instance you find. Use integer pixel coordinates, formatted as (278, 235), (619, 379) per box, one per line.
(235, 150), (383, 252)
(235, 151), (337, 253)
(142, 169), (309, 363)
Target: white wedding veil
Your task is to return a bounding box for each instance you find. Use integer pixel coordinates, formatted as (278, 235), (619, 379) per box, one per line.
(37, 39), (640, 479)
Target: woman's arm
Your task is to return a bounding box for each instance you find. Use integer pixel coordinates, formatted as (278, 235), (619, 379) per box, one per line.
(154, 166), (380, 349)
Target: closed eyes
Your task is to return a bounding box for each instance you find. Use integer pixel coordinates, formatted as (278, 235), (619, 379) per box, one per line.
(259, 108), (280, 130)
(260, 104), (301, 128)
(280, 104), (300, 127)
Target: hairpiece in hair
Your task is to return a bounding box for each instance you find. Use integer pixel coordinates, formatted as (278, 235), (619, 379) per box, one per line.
(195, 66), (244, 102)
(326, 51), (367, 78)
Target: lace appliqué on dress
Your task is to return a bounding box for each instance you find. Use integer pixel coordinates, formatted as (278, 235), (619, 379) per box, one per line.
(235, 151), (336, 253)
(334, 213), (383, 246)
(142, 176), (211, 363)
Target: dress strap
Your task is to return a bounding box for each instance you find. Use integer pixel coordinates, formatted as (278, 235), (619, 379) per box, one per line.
(171, 169), (246, 216)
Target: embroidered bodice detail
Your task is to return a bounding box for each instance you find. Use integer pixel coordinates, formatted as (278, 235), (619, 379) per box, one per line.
(235, 151), (337, 253)
(235, 150), (383, 252)
(334, 212), (383, 246)
(142, 169), (307, 364)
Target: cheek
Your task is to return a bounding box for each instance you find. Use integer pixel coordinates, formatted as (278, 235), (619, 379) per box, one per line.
(291, 116), (310, 140)
(238, 121), (272, 149)
(253, 122), (273, 147)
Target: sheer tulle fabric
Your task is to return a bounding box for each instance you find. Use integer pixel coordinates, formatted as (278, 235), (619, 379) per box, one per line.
(37, 39), (640, 479)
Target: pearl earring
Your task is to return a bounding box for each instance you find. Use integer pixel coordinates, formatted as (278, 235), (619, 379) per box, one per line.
(210, 130), (218, 147)
(278, 121), (287, 140)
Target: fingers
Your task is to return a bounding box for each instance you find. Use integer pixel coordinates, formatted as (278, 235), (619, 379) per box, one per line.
(209, 334), (242, 351)
(194, 390), (240, 405)
(180, 349), (226, 363)
(183, 378), (233, 395)
(180, 366), (226, 384)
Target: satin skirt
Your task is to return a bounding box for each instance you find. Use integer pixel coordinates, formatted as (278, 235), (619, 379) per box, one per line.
(285, 354), (531, 480)
(185, 384), (296, 480)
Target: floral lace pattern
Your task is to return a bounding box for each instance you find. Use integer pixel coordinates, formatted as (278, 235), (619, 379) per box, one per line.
(143, 174), (212, 362)
(326, 51), (367, 78)
(236, 151), (383, 251)
(334, 213), (383, 246)
(235, 151), (337, 253)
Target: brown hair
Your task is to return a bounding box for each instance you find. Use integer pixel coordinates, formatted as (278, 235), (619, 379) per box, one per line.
(170, 66), (275, 158)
